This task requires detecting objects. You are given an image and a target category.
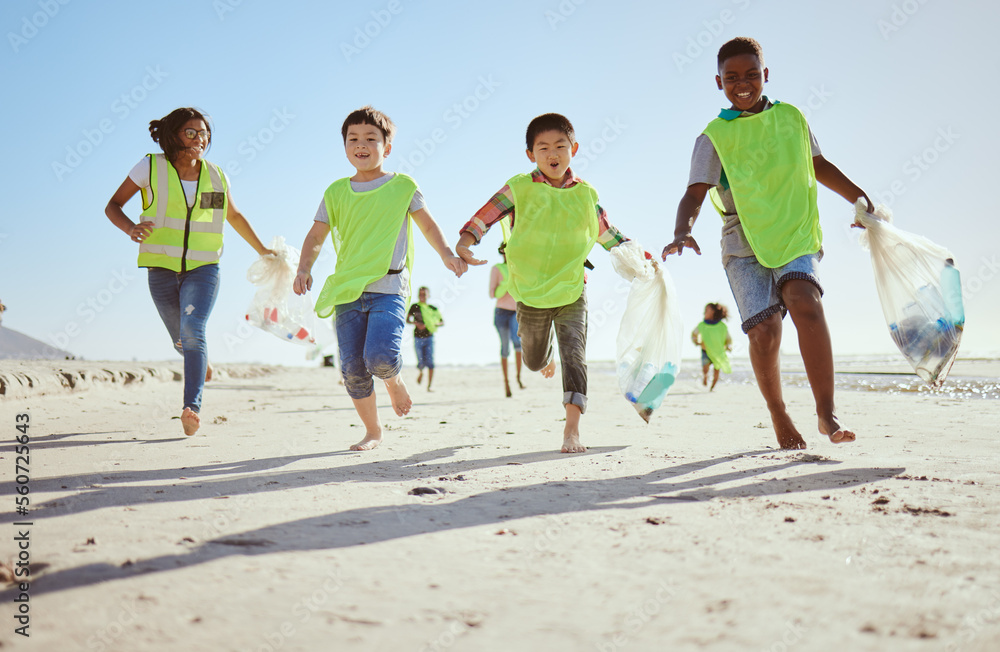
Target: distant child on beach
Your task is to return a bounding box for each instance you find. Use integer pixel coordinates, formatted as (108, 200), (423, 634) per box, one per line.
(662, 37), (873, 449)
(456, 113), (641, 453)
(294, 106), (467, 451)
(692, 302), (732, 391)
(406, 286), (443, 391)
(491, 242), (524, 397)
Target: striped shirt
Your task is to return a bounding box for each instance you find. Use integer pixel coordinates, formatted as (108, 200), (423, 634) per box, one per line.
(460, 168), (628, 251)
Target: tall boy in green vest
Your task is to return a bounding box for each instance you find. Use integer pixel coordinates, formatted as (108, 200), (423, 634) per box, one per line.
(456, 113), (638, 454)
(294, 106), (467, 451)
(662, 37), (873, 449)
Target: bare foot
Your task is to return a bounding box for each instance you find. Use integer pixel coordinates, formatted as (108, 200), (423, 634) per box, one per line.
(517, 377), (525, 389)
(772, 410), (806, 450)
(181, 407), (200, 436)
(819, 414), (856, 444)
(561, 433), (586, 453)
(205, 362), (213, 382)
(416, 370), (423, 385)
(702, 374), (708, 386)
(384, 376), (412, 416)
(541, 360), (556, 379)
(350, 434), (381, 451)
(505, 382), (512, 398)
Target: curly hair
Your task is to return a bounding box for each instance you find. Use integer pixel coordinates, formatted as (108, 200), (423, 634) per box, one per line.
(706, 302), (729, 321)
(717, 36), (764, 69)
(148, 107), (212, 162)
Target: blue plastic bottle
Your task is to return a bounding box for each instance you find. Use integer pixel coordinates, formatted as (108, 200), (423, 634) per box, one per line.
(940, 259), (965, 326)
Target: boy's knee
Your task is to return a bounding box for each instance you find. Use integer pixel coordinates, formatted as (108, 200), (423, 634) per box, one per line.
(366, 353), (402, 379)
(747, 316), (780, 350)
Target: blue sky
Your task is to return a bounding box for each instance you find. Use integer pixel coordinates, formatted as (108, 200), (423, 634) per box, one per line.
(1, 0), (997, 367)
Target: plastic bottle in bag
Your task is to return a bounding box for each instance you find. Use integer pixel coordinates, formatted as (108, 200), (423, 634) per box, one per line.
(940, 259), (965, 326)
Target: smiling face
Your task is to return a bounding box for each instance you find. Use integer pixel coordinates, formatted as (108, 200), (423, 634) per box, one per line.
(344, 122), (391, 180)
(716, 53), (768, 113)
(177, 118), (210, 161)
(526, 129), (579, 183)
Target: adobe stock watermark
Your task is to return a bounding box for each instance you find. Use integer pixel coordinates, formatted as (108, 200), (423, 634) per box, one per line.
(870, 126), (959, 208)
(595, 580), (678, 651)
(84, 597), (150, 651)
(544, 0), (587, 30)
(7, 0), (72, 54)
(760, 619), (808, 652)
(877, 0), (932, 40)
(241, 569), (345, 652)
(395, 75), (501, 176)
(48, 268), (137, 350)
(944, 590), (1000, 652)
(213, 0), (245, 21)
(340, 0), (403, 62)
(572, 117), (628, 174)
(51, 65), (169, 182)
(673, 0), (753, 73)
(224, 108), (295, 178)
(959, 254), (1000, 304)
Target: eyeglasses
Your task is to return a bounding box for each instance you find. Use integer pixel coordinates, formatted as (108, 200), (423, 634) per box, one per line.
(183, 128), (210, 140)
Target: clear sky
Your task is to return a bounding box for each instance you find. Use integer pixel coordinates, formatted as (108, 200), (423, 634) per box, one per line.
(1, 0), (997, 367)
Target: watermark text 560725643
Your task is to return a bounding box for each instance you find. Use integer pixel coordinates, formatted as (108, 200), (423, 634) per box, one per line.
(12, 410), (33, 638)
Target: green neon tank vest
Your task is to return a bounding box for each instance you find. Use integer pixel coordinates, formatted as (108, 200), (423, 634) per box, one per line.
(702, 102), (821, 269)
(697, 321), (732, 374)
(492, 263), (510, 299)
(504, 174), (599, 308)
(137, 154), (228, 273)
(314, 174), (416, 318)
(416, 303), (442, 334)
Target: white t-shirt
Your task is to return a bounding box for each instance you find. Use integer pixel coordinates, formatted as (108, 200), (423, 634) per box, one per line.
(128, 157), (230, 209)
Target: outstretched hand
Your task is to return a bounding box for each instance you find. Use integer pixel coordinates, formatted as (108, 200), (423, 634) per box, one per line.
(456, 244), (488, 266)
(661, 234), (701, 260)
(443, 254), (468, 278)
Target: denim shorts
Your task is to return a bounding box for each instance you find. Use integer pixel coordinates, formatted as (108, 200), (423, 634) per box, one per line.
(334, 292), (406, 399)
(414, 336), (434, 370)
(725, 253), (823, 334)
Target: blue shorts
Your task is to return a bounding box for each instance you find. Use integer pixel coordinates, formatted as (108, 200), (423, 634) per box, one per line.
(725, 253), (823, 334)
(700, 349), (711, 367)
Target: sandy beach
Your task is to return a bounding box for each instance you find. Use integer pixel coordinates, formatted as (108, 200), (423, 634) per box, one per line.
(1, 358), (999, 651)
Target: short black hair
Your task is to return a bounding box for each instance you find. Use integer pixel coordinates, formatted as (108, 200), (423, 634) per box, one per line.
(341, 105), (396, 144)
(717, 36), (764, 70)
(525, 113), (575, 150)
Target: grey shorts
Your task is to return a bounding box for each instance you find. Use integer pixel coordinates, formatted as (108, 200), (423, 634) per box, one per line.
(725, 253), (823, 334)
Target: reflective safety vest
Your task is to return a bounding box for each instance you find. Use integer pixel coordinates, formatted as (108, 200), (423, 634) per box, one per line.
(702, 102), (821, 269)
(697, 321), (732, 374)
(492, 262), (510, 299)
(504, 174), (598, 308)
(137, 153), (228, 272)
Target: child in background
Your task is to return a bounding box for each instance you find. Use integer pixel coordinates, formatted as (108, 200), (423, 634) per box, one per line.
(692, 302), (732, 391)
(295, 106), (466, 451)
(490, 242), (524, 397)
(406, 286), (443, 391)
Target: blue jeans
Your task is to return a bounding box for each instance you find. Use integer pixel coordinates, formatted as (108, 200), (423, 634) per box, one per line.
(494, 307), (522, 359)
(335, 292), (406, 399)
(414, 336), (434, 370)
(147, 264), (220, 412)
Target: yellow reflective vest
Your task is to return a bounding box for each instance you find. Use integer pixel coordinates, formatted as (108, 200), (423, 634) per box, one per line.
(137, 153), (228, 273)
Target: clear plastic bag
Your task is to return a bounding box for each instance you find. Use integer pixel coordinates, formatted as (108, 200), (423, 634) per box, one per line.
(612, 242), (684, 422)
(245, 236), (320, 347)
(855, 200), (964, 386)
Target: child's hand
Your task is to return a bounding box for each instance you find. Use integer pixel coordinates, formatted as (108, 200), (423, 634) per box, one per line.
(293, 272), (312, 295)
(456, 244), (487, 266)
(662, 234), (701, 259)
(443, 255), (468, 277)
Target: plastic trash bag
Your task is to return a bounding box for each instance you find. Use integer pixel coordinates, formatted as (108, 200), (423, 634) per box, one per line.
(855, 200), (964, 386)
(611, 241), (684, 422)
(246, 236), (321, 347)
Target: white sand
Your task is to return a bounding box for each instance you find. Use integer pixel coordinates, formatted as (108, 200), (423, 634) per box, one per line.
(1, 359), (999, 651)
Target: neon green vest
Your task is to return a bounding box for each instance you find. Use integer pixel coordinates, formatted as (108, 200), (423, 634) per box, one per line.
(493, 263), (510, 299)
(504, 174), (598, 308)
(702, 102), (821, 269)
(416, 302), (443, 334)
(314, 174), (416, 318)
(697, 321), (731, 374)
(137, 154), (228, 272)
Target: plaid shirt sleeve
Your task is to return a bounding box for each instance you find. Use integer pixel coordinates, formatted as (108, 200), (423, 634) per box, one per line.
(596, 203), (629, 251)
(460, 185), (514, 243)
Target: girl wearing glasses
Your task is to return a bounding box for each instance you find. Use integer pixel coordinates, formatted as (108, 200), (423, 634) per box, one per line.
(105, 107), (273, 436)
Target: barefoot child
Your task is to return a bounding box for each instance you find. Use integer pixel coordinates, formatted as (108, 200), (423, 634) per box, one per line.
(405, 286), (443, 391)
(457, 113), (640, 454)
(294, 106), (467, 451)
(490, 243), (524, 398)
(692, 302), (732, 391)
(662, 37), (872, 449)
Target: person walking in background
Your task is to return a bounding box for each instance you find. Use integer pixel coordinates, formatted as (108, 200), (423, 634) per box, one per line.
(490, 243), (524, 397)
(406, 286), (443, 391)
(105, 107), (273, 437)
(692, 302), (732, 391)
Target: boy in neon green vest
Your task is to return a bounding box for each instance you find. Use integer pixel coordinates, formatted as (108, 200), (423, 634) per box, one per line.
(294, 106), (467, 452)
(663, 37), (873, 449)
(406, 286), (444, 391)
(456, 113), (640, 454)
(691, 302), (733, 391)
